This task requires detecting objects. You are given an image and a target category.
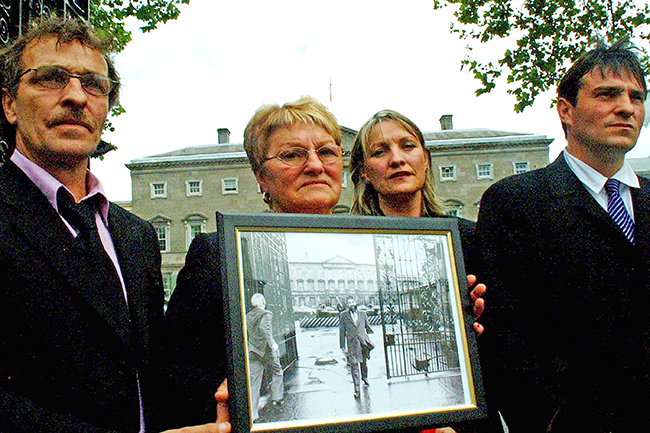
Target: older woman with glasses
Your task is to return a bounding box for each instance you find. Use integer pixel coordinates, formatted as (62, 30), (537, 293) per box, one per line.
(245, 96), (344, 214)
(163, 96), (346, 430)
(164, 101), (486, 432)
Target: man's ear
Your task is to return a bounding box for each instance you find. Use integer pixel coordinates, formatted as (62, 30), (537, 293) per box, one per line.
(2, 90), (17, 125)
(557, 97), (574, 128)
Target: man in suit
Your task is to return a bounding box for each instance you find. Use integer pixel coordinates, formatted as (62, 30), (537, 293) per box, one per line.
(0, 15), (227, 433)
(246, 293), (284, 422)
(476, 41), (650, 432)
(339, 297), (374, 398)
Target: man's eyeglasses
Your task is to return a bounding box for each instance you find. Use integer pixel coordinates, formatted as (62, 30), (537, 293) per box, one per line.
(264, 145), (346, 167)
(20, 66), (117, 97)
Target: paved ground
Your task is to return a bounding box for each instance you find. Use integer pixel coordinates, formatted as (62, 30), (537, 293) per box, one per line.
(254, 322), (468, 429)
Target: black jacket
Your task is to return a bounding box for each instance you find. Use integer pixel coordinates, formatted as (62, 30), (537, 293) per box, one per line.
(476, 155), (650, 432)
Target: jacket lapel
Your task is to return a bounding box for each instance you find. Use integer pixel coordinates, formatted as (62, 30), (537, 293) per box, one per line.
(0, 162), (131, 346)
(631, 177), (650, 258)
(108, 205), (152, 354)
(548, 155), (629, 237)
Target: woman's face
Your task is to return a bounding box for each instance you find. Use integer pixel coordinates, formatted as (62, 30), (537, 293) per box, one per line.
(362, 120), (429, 200)
(256, 122), (342, 214)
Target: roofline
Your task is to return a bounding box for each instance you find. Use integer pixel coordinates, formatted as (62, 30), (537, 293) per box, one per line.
(127, 131), (552, 170)
(426, 134), (552, 147)
(128, 151), (249, 167)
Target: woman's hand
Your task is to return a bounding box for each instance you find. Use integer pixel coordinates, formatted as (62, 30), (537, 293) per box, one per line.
(468, 274), (486, 336)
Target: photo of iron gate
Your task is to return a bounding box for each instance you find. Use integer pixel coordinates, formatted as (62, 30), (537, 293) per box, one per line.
(373, 234), (460, 379)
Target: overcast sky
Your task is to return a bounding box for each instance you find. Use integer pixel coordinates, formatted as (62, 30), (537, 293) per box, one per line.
(286, 232), (376, 264)
(92, 0), (650, 202)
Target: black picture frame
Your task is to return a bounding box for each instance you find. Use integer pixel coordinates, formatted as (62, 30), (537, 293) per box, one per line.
(217, 212), (487, 433)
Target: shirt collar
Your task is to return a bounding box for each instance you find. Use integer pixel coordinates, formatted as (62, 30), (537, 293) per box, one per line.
(563, 150), (640, 195)
(11, 150), (111, 224)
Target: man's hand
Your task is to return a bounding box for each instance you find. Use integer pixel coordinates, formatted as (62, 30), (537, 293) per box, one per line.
(161, 424), (221, 433)
(216, 379), (231, 433)
(421, 428), (457, 433)
(468, 274), (486, 336)
(160, 379), (231, 433)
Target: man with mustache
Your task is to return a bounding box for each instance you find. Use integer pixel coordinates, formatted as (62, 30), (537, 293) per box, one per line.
(476, 41), (650, 432)
(0, 14), (228, 433)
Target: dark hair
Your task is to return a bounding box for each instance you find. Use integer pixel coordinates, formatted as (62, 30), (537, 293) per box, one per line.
(557, 40), (647, 135)
(0, 14), (120, 155)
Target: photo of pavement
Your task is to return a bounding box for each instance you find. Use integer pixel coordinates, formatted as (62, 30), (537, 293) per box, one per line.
(254, 322), (465, 428)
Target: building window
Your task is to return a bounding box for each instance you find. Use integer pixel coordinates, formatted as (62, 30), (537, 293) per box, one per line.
(149, 215), (172, 252)
(439, 165), (457, 182)
(341, 170), (348, 188)
(221, 178), (239, 195)
(444, 199), (464, 217)
(476, 163), (493, 180)
(513, 161), (530, 174)
(186, 180), (203, 196)
(155, 225), (170, 252)
(186, 222), (204, 249)
(183, 213), (208, 249)
(162, 272), (173, 304)
(150, 182), (167, 198)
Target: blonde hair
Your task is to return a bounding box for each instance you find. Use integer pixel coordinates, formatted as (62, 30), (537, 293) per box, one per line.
(350, 110), (443, 216)
(243, 96), (341, 173)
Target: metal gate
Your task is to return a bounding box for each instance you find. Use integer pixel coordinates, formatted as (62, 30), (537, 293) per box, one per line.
(374, 234), (460, 379)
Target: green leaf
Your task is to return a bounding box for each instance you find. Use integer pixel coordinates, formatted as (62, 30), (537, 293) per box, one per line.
(433, 0), (650, 112)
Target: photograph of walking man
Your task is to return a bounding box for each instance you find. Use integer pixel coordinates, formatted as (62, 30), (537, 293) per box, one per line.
(339, 297), (374, 398)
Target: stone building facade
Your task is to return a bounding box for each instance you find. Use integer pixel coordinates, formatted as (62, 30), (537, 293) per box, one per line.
(126, 119), (552, 300)
(429, 117), (552, 220)
(289, 255), (379, 311)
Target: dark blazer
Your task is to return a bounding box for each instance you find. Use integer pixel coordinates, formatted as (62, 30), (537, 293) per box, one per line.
(0, 161), (165, 432)
(339, 309), (373, 363)
(476, 155), (650, 432)
(164, 232), (228, 428)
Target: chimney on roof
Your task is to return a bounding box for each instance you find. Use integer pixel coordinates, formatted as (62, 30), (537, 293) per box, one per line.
(439, 114), (453, 131)
(217, 128), (231, 144)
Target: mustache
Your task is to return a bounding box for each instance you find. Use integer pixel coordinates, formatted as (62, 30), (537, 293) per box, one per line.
(47, 110), (93, 130)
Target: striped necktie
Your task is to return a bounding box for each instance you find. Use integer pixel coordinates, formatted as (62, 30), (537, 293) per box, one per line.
(604, 178), (635, 243)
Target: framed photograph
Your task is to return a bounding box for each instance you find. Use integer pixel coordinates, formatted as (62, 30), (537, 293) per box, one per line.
(217, 212), (486, 433)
